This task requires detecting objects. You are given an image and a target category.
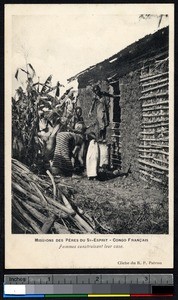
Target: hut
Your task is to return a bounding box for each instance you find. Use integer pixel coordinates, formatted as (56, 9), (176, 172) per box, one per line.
(68, 26), (169, 185)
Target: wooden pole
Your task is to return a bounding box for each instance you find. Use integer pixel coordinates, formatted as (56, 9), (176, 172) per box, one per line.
(141, 82), (168, 94)
(141, 77), (168, 88)
(140, 71), (168, 82)
(140, 91), (168, 100)
(138, 159), (168, 171)
(142, 100), (168, 108)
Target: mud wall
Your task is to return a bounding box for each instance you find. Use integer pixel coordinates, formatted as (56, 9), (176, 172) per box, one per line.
(77, 73), (142, 179)
(119, 71), (142, 179)
(77, 85), (97, 134)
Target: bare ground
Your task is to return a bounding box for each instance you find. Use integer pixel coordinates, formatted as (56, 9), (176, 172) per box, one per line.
(56, 174), (168, 234)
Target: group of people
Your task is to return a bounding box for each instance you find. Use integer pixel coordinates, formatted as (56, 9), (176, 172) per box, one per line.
(37, 85), (119, 179)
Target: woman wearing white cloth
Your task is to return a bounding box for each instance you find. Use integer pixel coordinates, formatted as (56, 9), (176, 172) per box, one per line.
(86, 132), (99, 180)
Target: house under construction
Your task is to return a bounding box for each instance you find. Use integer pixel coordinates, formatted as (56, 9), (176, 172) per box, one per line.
(68, 26), (169, 185)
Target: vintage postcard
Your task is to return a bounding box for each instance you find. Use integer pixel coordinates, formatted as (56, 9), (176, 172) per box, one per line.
(5, 4), (174, 269)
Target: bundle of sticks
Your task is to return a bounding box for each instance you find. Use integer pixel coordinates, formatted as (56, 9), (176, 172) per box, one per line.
(12, 159), (96, 234)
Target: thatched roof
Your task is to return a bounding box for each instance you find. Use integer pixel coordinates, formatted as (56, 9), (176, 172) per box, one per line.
(68, 26), (169, 88)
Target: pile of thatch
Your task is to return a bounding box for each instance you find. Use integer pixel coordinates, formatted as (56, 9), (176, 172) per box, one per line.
(12, 159), (96, 234)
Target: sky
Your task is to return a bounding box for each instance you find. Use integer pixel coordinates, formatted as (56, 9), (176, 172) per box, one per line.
(10, 5), (170, 94)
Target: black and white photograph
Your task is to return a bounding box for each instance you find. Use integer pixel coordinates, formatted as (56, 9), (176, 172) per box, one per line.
(9, 5), (173, 236)
(5, 3), (174, 269)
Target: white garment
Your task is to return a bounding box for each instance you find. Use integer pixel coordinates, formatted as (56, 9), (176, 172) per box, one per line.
(86, 140), (99, 177)
(98, 143), (109, 167)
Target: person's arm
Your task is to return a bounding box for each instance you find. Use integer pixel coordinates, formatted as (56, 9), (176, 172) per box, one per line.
(103, 91), (120, 98)
(72, 145), (81, 159)
(88, 98), (96, 117)
(50, 124), (60, 138)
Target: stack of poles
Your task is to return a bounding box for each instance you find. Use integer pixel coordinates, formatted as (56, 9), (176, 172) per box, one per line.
(12, 159), (95, 234)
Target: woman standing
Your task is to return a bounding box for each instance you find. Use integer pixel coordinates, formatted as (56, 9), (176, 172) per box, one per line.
(88, 85), (119, 142)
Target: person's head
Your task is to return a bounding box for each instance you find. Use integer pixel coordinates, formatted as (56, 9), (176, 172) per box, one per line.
(93, 85), (101, 95)
(74, 122), (86, 134)
(75, 106), (82, 117)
